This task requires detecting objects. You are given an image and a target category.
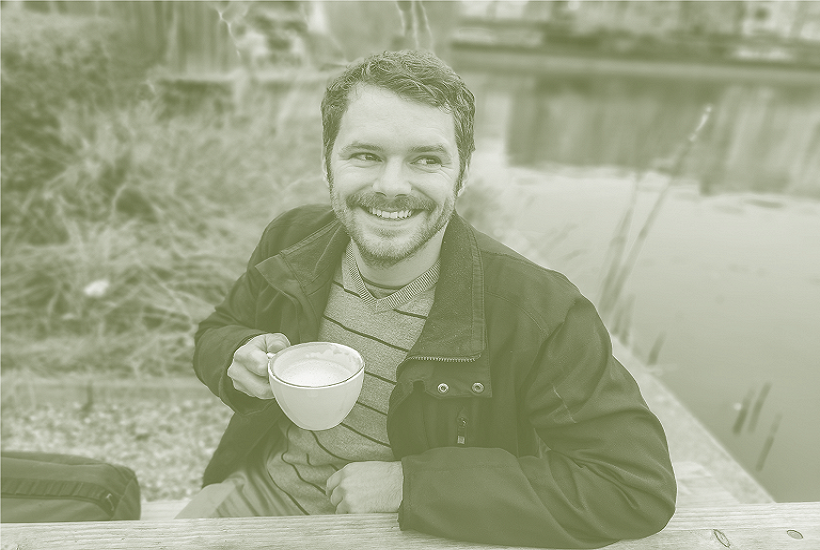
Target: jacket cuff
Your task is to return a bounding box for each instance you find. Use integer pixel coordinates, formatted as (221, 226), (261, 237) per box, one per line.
(219, 372), (275, 416)
(196, 327), (270, 415)
(398, 456), (412, 528)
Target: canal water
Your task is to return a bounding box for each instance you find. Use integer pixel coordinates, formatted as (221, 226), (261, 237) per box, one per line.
(460, 69), (820, 503)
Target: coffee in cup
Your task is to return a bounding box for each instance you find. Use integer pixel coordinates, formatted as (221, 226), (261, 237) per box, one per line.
(268, 342), (365, 431)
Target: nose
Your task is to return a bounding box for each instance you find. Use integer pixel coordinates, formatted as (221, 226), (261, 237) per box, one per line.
(373, 159), (411, 198)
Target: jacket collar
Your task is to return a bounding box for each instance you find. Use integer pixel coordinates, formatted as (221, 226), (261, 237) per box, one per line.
(256, 210), (487, 360)
(409, 213), (486, 360)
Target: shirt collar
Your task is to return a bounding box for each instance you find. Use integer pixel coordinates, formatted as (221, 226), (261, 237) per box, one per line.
(343, 242), (440, 313)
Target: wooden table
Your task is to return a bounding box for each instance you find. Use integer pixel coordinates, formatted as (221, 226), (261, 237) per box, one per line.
(2, 502), (817, 550)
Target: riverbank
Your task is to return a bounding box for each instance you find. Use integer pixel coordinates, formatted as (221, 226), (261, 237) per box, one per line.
(451, 42), (820, 85)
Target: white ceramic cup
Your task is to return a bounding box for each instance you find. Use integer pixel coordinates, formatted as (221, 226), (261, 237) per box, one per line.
(267, 342), (365, 431)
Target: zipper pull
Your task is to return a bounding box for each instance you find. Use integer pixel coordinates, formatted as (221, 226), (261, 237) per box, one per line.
(457, 416), (468, 445)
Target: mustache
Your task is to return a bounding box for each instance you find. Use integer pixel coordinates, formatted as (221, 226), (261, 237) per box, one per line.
(346, 192), (436, 212)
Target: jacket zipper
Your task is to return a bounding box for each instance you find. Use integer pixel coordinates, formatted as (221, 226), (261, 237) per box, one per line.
(456, 415), (468, 445)
(409, 355), (479, 363)
(389, 356), (479, 448)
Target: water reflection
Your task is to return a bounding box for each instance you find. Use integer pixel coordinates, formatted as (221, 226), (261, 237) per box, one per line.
(462, 70), (820, 502)
(491, 74), (820, 197)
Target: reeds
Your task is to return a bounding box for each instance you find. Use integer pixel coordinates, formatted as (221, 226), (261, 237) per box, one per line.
(598, 105), (713, 329)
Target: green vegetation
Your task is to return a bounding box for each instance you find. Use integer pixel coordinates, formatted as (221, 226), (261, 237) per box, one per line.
(1, 10), (117, 215)
(1, 9), (328, 378)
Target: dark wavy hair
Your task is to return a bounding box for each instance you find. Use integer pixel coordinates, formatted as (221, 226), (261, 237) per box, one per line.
(321, 50), (476, 189)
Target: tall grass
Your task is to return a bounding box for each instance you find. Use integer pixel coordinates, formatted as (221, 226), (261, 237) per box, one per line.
(597, 105), (713, 339)
(2, 75), (327, 377)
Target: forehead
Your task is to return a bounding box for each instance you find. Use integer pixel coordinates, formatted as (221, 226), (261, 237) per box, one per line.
(334, 85), (457, 148)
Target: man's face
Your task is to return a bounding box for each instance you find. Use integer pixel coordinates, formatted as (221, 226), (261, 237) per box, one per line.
(327, 85), (462, 267)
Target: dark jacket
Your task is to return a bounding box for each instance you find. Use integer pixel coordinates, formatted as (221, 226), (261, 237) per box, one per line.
(194, 204), (676, 548)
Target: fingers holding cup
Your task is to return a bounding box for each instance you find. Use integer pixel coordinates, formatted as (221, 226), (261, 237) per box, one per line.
(229, 333), (290, 399)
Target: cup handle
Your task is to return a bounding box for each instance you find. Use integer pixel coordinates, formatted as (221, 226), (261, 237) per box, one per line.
(266, 333), (290, 375)
(268, 333), (290, 352)
(266, 334), (290, 359)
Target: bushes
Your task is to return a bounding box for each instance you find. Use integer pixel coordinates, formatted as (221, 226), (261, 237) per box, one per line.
(1, 9), (117, 216)
(1, 8), (327, 377)
(2, 85), (326, 376)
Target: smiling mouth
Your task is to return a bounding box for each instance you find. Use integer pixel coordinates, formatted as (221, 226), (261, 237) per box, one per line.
(366, 207), (416, 220)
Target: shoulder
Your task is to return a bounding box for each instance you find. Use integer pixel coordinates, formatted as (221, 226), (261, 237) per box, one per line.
(255, 204), (337, 255)
(263, 204), (336, 237)
(472, 226), (593, 332)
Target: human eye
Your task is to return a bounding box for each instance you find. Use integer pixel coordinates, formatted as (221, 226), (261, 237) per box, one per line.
(414, 155), (443, 168)
(351, 152), (380, 163)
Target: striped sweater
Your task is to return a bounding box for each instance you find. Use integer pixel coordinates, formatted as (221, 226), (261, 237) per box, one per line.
(261, 243), (439, 514)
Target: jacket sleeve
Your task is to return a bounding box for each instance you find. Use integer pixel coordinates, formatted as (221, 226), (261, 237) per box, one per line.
(399, 297), (677, 549)
(193, 229), (275, 416)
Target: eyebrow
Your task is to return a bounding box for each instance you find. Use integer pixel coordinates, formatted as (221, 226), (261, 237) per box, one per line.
(409, 144), (451, 157)
(339, 142), (452, 158)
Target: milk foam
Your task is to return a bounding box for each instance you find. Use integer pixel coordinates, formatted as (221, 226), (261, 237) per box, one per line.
(279, 359), (351, 387)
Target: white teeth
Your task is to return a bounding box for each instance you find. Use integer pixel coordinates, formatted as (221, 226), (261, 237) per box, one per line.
(368, 208), (413, 220)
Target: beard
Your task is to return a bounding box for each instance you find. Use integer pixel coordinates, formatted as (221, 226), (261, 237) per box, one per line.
(329, 184), (456, 269)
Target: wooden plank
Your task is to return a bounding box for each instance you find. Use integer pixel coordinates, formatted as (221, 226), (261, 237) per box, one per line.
(3, 503), (818, 550)
(673, 462), (739, 508)
(666, 502), (820, 530)
(607, 527), (819, 550)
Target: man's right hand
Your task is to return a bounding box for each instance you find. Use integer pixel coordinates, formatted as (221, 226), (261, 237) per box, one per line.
(228, 333), (290, 399)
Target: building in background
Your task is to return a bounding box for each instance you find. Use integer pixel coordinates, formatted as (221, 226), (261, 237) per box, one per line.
(456, 0), (820, 64)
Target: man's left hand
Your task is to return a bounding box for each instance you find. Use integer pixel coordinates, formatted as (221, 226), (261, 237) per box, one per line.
(326, 461), (403, 514)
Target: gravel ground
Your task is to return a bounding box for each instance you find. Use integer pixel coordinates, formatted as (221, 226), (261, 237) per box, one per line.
(1, 396), (233, 501)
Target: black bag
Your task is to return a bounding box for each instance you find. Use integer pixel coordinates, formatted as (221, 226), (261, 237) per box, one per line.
(1, 451), (141, 522)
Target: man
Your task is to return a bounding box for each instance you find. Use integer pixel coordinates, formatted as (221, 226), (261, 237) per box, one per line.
(183, 50), (676, 548)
